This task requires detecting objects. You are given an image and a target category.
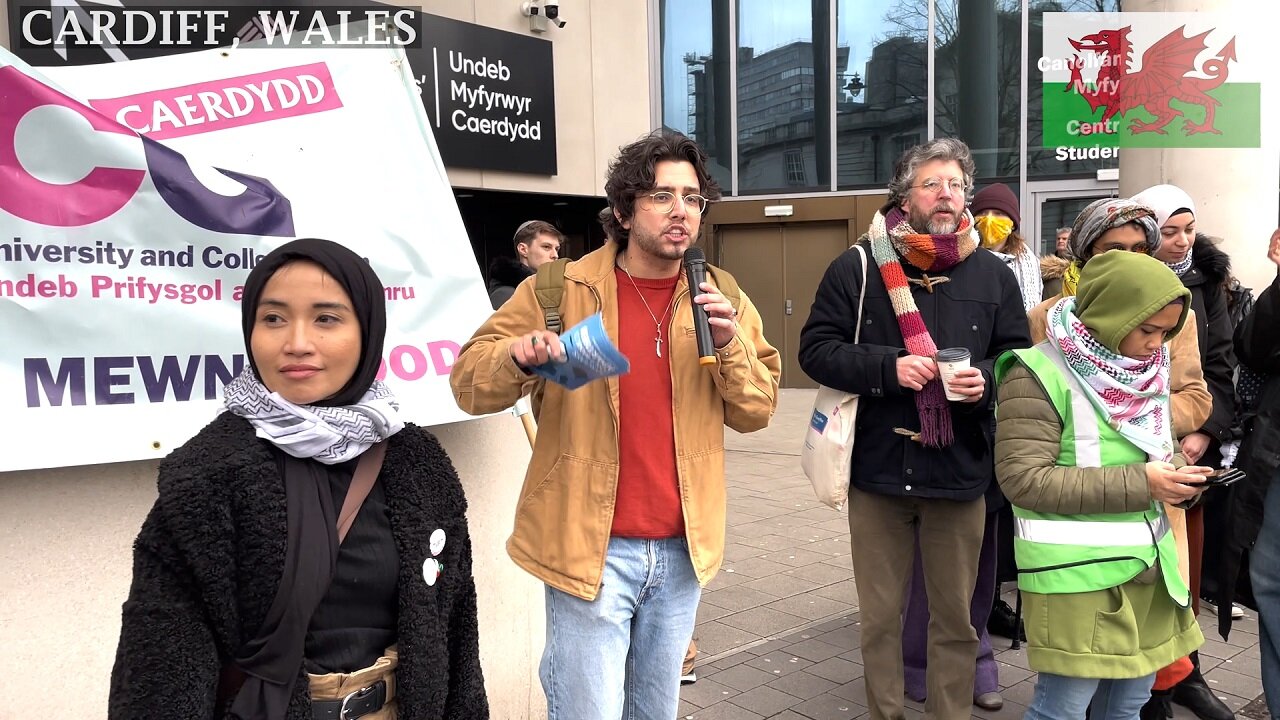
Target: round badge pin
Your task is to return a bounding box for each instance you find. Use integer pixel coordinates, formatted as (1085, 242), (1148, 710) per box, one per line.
(422, 558), (441, 586)
(430, 528), (446, 557)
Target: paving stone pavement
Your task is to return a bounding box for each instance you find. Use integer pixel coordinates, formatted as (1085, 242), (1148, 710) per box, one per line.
(681, 388), (1267, 719)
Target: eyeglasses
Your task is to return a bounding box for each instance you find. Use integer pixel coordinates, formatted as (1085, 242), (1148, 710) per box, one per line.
(910, 177), (967, 196)
(638, 192), (710, 215)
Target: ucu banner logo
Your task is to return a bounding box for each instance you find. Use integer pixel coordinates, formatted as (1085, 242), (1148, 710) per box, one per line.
(0, 64), (295, 236)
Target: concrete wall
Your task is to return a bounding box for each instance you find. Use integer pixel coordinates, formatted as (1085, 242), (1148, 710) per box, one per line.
(1118, 0), (1280, 295)
(0, 1), (655, 715)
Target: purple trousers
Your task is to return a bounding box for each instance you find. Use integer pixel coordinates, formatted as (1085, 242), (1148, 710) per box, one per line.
(902, 509), (1000, 701)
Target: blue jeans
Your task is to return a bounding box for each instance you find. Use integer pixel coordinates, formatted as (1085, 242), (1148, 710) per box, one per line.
(1025, 672), (1155, 720)
(539, 536), (701, 720)
(1252, 476), (1280, 720)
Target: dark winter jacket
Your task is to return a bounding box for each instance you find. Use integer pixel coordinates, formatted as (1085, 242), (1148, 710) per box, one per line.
(1219, 271), (1280, 638)
(798, 238), (1032, 501)
(487, 256), (534, 309)
(1183, 234), (1238, 447)
(108, 414), (488, 720)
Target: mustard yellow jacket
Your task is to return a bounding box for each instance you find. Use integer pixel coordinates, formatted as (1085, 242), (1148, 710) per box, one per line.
(450, 241), (781, 600)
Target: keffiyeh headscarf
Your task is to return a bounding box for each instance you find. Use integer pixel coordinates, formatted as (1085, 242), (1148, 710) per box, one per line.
(1061, 198), (1161, 296)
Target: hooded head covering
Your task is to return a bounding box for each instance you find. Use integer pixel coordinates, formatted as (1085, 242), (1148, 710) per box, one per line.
(1131, 184), (1196, 230)
(1067, 197), (1161, 262)
(1075, 250), (1191, 354)
(240, 238), (387, 407)
(970, 183), (1021, 231)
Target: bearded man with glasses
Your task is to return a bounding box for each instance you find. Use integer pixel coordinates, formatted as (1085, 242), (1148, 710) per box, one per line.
(451, 129), (781, 719)
(800, 137), (1032, 720)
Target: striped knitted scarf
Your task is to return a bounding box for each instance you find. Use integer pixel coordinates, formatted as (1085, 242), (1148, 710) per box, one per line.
(1046, 296), (1174, 462)
(868, 206), (978, 448)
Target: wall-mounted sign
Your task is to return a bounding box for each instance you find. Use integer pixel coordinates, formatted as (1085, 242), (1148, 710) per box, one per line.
(407, 14), (557, 175)
(1040, 13), (1260, 161)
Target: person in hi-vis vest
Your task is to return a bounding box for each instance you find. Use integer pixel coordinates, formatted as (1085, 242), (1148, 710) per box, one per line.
(994, 250), (1209, 720)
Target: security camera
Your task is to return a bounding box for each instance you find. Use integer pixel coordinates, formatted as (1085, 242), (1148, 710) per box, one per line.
(521, 1), (565, 32)
(543, 0), (566, 28)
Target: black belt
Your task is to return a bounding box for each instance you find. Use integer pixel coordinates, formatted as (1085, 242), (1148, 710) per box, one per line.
(312, 679), (388, 720)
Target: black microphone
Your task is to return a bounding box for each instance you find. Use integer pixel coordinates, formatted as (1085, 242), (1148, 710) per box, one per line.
(684, 247), (716, 366)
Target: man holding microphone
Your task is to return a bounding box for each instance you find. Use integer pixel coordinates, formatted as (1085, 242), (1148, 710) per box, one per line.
(450, 130), (780, 719)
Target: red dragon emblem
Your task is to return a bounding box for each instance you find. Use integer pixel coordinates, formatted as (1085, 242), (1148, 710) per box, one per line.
(1066, 25), (1237, 135)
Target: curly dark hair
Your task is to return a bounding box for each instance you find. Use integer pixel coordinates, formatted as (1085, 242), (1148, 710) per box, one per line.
(601, 130), (722, 250)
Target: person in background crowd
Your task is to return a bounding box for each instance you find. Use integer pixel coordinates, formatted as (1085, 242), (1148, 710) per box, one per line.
(995, 250), (1206, 720)
(799, 138), (1030, 720)
(1224, 231), (1280, 720)
(488, 220), (564, 309)
(1054, 226), (1072, 258)
(972, 182), (1043, 311)
(109, 239), (488, 720)
(1131, 184), (1238, 720)
(1041, 227), (1075, 299)
(1040, 227), (1074, 299)
(451, 130), (780, 719)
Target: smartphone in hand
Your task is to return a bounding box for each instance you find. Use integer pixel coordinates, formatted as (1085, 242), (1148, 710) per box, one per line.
(1176, 466), (1216, 485)
(1202, 467), (1246, 488)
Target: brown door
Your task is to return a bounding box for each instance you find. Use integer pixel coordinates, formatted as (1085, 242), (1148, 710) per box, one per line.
(717, 224), (785, 378)
(716, 221), (850, 388)
(782, 222), (850, 388)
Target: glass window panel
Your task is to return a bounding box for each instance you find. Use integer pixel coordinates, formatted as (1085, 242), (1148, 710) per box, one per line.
(836, 0), (929, 190)
(1038, 194), (1113, 255)
(660, 0), (731, 189)
(933, 0), (1022, 179)
(736, 0), (830, 194)
(1027, 0), (1123, 179)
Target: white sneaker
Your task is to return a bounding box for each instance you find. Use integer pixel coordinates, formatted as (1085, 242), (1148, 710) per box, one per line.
(680, 671), (697, 685)
(1232, 603), (1245, 620)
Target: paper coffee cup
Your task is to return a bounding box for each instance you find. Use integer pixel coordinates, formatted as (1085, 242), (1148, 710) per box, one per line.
(936, 347), (972, 401)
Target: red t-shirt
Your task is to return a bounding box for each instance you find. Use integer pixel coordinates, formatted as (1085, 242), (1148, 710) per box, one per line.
(611, 267), (683, 539)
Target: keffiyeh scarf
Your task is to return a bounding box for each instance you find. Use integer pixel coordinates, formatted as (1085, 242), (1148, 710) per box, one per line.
(990, 247), (1044, 312)
(868, 206), (979, 448)
(223, 368), (404, 464)
(1166, 247), (1195, 277)
(1047, 296), (1175, 462)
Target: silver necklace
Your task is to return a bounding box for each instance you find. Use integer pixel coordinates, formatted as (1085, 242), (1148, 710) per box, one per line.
(620, 259), (672, 358)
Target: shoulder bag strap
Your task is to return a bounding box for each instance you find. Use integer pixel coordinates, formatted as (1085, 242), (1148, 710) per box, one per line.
(852, 244), (868, 344)
(337, 440), (387, 544)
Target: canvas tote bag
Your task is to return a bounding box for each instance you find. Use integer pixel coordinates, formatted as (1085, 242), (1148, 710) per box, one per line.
(800, 244), (867, 511)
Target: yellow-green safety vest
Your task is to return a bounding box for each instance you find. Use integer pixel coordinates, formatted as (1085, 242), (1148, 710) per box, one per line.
(995, 342), (1190, 607)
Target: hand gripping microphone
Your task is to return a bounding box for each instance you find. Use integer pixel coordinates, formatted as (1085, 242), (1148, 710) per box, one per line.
(683, 247), (717, 366)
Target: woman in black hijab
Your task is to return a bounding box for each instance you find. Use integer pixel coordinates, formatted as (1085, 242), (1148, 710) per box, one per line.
(109, 239), (489, 720)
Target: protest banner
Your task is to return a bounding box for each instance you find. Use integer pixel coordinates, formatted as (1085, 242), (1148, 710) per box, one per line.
(0, 44), (491, 471)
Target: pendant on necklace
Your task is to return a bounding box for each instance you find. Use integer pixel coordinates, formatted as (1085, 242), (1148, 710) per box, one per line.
(655, 333), (663, 358)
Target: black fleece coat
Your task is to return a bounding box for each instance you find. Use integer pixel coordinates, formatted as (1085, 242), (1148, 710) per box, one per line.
(108, 415), (488, 720)
(1218, 272), (1280, 638)
(1183, 234), (1238, 448)
(798, 239), (1032, 500)
(486, 257), (533, 310)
